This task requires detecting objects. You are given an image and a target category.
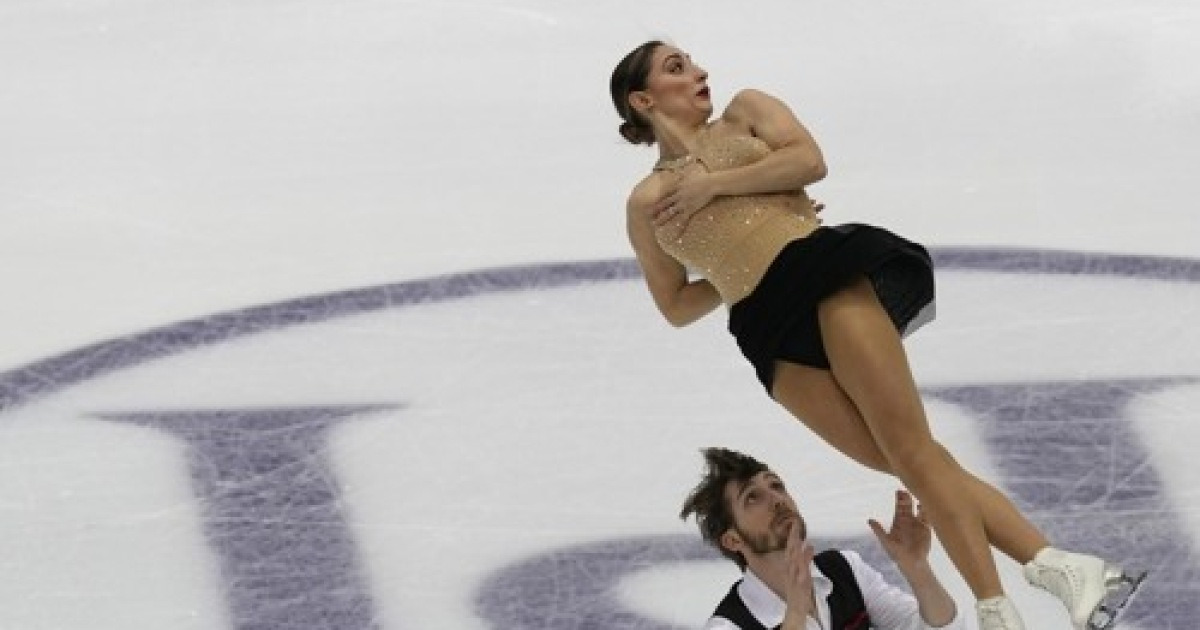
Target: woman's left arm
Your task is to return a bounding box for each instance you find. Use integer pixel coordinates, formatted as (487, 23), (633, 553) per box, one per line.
(655, 89), (826, 222)
(713, 88), (827, 194)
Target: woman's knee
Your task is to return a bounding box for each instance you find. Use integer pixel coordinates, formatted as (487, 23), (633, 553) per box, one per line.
(850, 448), (892, 474)
(883, 439), (959, 486)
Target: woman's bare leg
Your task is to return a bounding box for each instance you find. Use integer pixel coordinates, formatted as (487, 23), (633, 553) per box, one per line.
(772, 362), (1048, 567)
(962, 469), (1047, 565)
(770, 275), (1048, 598)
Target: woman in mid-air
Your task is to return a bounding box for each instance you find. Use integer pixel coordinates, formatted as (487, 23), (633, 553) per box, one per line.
(610, 40), (1142, 630)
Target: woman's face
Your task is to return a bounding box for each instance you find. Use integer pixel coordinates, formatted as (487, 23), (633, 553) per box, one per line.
(631, 45), (712, 123)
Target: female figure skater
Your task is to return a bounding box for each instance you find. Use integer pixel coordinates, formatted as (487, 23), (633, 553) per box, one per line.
(610, 40), (1141, 630)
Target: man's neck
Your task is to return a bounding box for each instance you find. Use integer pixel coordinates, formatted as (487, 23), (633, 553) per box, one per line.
(747, 556), (799, 597)
(746, 556), (819, 616)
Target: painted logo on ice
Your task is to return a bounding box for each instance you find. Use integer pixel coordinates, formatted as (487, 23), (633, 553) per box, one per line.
(0, 248), (1197, 629)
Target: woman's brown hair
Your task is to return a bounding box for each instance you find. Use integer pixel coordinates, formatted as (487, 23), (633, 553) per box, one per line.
(609, 40), (664, 145)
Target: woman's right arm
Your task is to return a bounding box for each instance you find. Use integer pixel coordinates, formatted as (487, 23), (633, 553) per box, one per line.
(626, 181), (722, 327)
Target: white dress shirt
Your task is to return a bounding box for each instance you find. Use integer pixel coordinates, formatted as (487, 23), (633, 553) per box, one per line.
(702, 550), (964, 630)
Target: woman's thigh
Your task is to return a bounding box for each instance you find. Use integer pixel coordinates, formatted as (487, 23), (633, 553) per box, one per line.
(771, 359), (893, 474)
(816, 276), (938, 463)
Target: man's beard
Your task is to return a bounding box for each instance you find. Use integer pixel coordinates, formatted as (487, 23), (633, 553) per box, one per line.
(735, 513), (806, 555)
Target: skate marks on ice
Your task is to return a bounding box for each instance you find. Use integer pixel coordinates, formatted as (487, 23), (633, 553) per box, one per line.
(0, 247), (1198, 629)
(928, 379), (1186, 630)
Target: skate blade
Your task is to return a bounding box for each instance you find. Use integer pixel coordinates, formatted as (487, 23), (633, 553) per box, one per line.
(1086, 570), (1148, 630)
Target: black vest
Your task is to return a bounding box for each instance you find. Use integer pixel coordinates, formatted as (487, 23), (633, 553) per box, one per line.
(711, 550), (871, 629)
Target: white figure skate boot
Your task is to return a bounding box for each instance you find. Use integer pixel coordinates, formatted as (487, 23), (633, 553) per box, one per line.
(976, 596), (1027, 630)
(1023, 547), (1147, 630)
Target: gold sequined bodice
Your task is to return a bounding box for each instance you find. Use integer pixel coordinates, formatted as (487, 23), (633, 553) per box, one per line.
(653, 129), (819, 304)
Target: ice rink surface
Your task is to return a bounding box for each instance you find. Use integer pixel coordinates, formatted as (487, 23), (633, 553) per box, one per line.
(2, 1), (1198, 628)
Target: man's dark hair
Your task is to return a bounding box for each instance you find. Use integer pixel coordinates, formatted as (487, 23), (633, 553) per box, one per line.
(680, 447), (769, 569)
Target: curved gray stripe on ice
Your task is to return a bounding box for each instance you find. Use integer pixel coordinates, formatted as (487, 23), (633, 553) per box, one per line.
(2, 248), (1198, 414)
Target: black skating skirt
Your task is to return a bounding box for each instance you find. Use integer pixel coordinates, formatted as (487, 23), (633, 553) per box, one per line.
(727, 223), (936, 395)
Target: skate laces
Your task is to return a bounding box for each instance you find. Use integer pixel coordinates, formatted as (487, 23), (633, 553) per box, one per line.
(1030, 561), (1082, 604)
(978, 603), (1004, 627)
(1026, 548), (1111, 625)
(976, 597), (1023, 630)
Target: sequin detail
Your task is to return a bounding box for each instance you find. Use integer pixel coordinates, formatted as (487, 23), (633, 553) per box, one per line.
(653, 131), (819, 304)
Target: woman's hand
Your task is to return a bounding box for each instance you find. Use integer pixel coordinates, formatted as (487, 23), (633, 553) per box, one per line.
(651, 162), (718, 227)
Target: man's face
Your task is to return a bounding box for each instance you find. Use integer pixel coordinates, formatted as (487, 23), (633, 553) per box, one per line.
(722, 470), (807, 556)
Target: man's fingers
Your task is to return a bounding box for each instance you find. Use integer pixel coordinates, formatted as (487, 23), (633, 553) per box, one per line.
(868, 518), (889, 543)
(800, 540), (815, 563)
(895, 489), (915, 518)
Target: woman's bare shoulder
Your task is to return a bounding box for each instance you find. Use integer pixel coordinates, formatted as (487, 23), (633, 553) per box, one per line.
(725, 87), (771, 109)
(626, 172), (668, 213)
(728, 88), (782, 109)
(718, 89), (778, 131)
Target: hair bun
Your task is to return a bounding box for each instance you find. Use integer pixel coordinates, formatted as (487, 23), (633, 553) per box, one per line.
(619, 121), (655, 146)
